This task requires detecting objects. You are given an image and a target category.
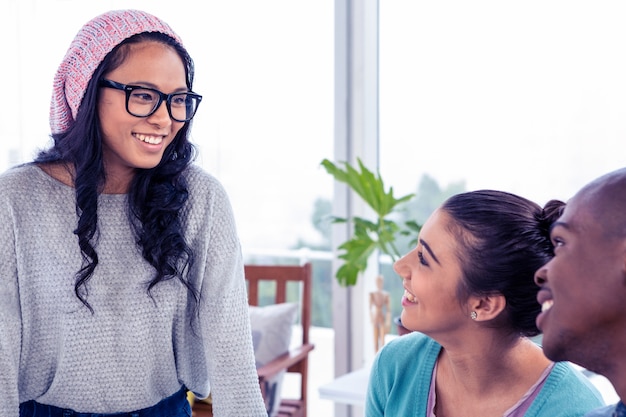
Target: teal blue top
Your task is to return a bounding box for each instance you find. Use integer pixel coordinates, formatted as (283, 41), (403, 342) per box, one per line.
(366, 332), (605, 417)
(584, 402), (625, 417)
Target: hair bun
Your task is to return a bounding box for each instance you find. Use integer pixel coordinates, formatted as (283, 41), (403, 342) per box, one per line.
(537, 199), (565, 233)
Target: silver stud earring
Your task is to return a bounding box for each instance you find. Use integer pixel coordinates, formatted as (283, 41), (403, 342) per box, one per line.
(470, 311), (478, 320)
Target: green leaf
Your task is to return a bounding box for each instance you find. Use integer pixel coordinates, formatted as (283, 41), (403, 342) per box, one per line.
(321, 158), (421, 286)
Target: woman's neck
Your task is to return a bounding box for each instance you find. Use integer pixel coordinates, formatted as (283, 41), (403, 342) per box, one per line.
(432, 335), (552, 417)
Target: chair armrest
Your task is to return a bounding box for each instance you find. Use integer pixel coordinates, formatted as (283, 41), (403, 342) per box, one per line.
(257, 343), (315, 382)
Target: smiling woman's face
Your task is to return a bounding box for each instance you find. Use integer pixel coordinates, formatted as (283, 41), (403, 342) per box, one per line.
(394, 209), (469, 337)
(97, 41), (186, 186)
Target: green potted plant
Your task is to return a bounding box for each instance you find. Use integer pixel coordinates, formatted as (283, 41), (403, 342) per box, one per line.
(320, 158), (421, 287)
(321, 158), (421, 335)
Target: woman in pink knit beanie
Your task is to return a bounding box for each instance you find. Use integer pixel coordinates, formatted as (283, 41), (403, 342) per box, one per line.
(0, 9), (267, 417)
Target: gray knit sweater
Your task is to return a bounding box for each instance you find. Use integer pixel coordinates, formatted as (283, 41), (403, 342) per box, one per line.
(0, 163), (267, 416)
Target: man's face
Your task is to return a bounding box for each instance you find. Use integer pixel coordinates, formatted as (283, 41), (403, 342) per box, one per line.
(534, 191), (626, 373)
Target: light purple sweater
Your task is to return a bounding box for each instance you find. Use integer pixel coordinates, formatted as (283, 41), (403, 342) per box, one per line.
(0, 163), (267, 416)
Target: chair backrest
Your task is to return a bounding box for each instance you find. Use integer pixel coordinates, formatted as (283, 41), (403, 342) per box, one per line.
(244, 263), (312, 345)
(244, 263), (313, 417)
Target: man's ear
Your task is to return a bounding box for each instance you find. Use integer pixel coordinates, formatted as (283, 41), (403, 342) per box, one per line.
(469, 294), (506, 321)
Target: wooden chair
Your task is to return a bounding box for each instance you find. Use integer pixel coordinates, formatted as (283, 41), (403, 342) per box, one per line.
(191, 263), (315, 417)
(245, 263), (315, 417)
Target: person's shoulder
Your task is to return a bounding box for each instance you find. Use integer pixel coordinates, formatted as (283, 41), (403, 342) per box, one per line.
(184, 164), (219, 185)
(377, 332), (439, 363)
(383, 331), (433, 348)
(182, 164), (236, 215)
(0, 162), (36, 178)
(583, 403), (620, 417)
(183, 164), (228, 195)
(0, 163), (40, 192)
(550, 362), (601, 391)
(371, 332), (440, 392)
(530, 362), (606, 415)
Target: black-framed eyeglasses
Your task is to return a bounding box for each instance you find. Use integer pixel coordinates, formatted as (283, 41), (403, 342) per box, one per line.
(99, 79), (202, 122)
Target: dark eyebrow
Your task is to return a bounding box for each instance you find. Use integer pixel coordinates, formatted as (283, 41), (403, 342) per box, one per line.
(549, 221), (569, 234)
(419, 239), (440, 265)
(129, 81), (189, 93)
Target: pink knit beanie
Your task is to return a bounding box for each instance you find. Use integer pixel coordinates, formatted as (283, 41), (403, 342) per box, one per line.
(49, 9), (183, 134)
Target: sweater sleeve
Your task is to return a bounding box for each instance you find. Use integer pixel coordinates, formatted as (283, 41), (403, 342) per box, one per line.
(189, 173), (267, 417)
(0, 195), (21, 417)
(366, 349), (388, 417)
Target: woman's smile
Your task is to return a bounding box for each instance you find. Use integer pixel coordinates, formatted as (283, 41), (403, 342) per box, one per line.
(134, 132), (165, 145)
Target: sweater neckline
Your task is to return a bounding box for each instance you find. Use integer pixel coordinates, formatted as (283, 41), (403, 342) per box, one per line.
(31, 163), (128, 199)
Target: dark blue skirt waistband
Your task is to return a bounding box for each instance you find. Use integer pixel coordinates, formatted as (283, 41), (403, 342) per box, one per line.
(19, 387), (190, 417)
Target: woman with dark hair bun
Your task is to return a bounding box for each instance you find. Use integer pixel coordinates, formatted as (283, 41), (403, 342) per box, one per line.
(366, 190), (604, 417)
(0, 9), (266, 417)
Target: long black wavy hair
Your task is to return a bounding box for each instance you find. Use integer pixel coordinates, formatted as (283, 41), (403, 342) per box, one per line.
(36, 32), (198, 311)
(441, 190), (564, 337)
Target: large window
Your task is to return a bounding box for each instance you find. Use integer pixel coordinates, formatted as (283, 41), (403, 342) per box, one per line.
(380, 1), (626, 206)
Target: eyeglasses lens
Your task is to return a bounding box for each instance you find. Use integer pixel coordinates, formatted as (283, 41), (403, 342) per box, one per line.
(170, 93), (200, 122)
(128, 89), (200, 122)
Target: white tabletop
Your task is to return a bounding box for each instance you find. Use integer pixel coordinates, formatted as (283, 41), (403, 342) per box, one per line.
(318, 366), (371, 406)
